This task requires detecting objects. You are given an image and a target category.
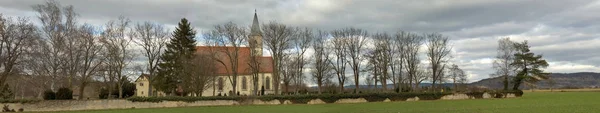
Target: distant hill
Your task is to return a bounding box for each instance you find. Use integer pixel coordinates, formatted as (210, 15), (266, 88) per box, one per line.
(344, 83), (455, 89)
(469, 72), (600, 89)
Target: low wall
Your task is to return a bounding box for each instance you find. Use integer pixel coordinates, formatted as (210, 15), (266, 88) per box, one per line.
(2, 92), (518, 112)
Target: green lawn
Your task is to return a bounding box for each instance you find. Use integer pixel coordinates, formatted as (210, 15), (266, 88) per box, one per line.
(49, 92), (600, 113)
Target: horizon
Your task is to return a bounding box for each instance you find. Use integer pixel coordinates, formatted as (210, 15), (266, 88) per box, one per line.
(1, 0), (599, 84)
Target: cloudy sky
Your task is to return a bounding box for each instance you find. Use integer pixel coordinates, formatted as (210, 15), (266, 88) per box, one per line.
(1, 0), (599, 83)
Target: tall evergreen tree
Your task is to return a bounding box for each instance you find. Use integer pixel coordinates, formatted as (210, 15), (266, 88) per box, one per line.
(154, 18), (196, 95)
(511, 41), (549, 90)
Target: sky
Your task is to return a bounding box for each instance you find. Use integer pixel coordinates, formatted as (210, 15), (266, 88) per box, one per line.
(1, 0), (599, 83)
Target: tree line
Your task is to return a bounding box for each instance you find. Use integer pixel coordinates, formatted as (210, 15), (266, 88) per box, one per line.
(0, 0), (548, 99)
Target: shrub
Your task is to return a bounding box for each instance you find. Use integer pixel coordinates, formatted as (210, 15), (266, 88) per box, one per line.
(43, 90), (56, 100)
(0, 99), (41, 103)
(55, 87), (73, 100)
(0, 84), (13, 100)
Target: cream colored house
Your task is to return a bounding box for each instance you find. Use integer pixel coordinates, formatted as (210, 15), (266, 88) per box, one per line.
(134, 74), (166, 97)
(135, 12), (277, 97)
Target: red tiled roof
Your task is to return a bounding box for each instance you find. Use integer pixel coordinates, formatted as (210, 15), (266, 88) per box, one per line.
(195, 46), (273, 75)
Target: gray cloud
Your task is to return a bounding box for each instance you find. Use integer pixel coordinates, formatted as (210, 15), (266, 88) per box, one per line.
(1, 0), (599, 82)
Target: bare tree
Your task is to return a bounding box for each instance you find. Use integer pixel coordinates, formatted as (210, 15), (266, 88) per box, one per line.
(292, 28), (313, 94)
(75, 25), (104, 99)
(372, 32), (392, 90)
(311, 30), (332, 94)
(261, 21), (296, 94)
(101, 16), (133, 98)
(492, 37), (516, 90)
(332, 28), (368, 93)
(130, 22), (168, 96)
(32, 0), (78, 90)
(204, 22), (246, 95)
(0, 15), (39, 86)
(182, 54), (216, 96)
(449, 64), (467, 91)
(399, 32), (422, 91)
(329, 32), (347, 93)
(425, 33), (451, 92)
(413, 67), (430, 91)
(247, 50), (261, 96)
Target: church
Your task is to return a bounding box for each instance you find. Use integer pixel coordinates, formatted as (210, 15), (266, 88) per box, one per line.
(135, 12), (277, 97)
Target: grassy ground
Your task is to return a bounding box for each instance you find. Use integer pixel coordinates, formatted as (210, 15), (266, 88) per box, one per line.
(45, 92), (600, 113)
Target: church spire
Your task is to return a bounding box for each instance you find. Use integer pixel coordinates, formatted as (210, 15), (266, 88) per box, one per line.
(250, 10), (261, 36)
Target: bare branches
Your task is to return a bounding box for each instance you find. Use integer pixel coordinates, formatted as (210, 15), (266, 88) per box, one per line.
(101, 16), (133, 98)
(493, 37), (516, 90)
(425, 33), (451, 91)
(332, 27), (368, 93)
(204, 22), (247, 95)
(311, 30), (332, 94)
(0, 15), (39, 85)
(261, 21), (296, 94)
(131, 22), (168, 77)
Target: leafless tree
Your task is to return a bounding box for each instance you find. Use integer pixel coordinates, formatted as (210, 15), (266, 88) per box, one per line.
(311, 30), (332, 94)
(329, 31), (347, 93)
(332, 28), (368, 93)
(449, 64), (466, 91)
(492, 37), (516, 90)
(413, 67), (429, 91)
(75, 25), (104, 99)
(101, 16), (133, 98)
(0, 15), (39, 86)
(130, 22), (168, 96)
(261, 21), (296, 94)
(425, 33), (451, 92)
(181, 53), (216, 96)
(372, 32), (392, 90)
(280, 55), (296, 94)
(204, 22), (246, 95)
(292, 28), (313, 94)
(399, 32), (422, 90)
(247, 50), (261, 96)
(32, 0), (78, 90)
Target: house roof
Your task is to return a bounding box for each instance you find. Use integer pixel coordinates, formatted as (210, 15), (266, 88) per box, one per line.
(135, 74), (151, 82)
(195, 46), (273, 75)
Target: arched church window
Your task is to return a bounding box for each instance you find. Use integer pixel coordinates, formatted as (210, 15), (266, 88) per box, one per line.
(242, 77), (247, 90)
(218, 77), (224, 91)
(265, 76), (271, 90)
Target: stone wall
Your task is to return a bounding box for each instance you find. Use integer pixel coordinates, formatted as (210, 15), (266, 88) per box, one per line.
(2, 92), (519, 112)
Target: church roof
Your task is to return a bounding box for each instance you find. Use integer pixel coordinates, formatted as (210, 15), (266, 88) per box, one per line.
(250, 11), (262, 36)
(195, 46), (273, 75)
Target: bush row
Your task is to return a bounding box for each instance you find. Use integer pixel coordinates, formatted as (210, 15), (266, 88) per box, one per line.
(43, 88), (73, 100)
(127, 92), (454, 104)
(0, 99), (41, 103)
(465, 90), (523, 99)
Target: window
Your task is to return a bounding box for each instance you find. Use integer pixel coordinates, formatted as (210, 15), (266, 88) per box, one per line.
(139, 83), (143, 86)
(218, 77), (224, 91)
(242, 77), (248, 90)
(265, 76), (271, 90)
(141, 91), (144, 95)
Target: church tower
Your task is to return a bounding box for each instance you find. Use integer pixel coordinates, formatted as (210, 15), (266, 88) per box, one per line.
(249, 10), (263, 56)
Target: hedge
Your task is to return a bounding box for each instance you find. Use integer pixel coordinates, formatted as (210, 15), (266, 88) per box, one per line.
(127, 92), (453, 103)
(0, 99), (41, 104)
(127, 90), (522, 104)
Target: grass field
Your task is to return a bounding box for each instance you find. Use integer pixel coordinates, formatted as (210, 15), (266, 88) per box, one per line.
(48, 92), (600, 113)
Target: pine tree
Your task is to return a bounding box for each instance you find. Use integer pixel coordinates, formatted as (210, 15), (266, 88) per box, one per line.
(154, 18), (196, 95)
(511, 41), (549, 90)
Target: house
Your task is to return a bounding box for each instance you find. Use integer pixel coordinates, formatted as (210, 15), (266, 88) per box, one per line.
(134, 74), (166, 97)
(135, 12), (277, 97)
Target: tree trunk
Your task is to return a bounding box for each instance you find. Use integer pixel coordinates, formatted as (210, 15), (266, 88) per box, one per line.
(317, 81), (322, 94)
(118, 83), (123, 98)
(354, 69), (359, 93)
(78, 82), (87, 100)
